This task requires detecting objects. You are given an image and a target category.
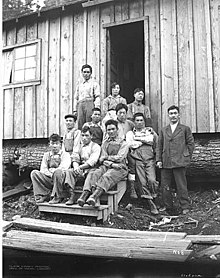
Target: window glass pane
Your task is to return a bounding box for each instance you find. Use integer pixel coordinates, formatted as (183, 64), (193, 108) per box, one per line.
(25, 68), (36, 80)
(14, 70), (25, 82)
(15, 47), (25, 59)
(25, 57), (36, 68)
(26, 44), (36, 57)
(15, 58), (25, 70)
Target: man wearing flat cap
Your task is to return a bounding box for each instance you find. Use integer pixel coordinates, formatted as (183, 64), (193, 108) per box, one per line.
(63, 114), (81, 156)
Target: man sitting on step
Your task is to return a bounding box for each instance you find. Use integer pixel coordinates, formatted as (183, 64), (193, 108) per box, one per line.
(31, 133), (71, 204)
(77, 119), (129, 207)
(62, 125), (101, 205)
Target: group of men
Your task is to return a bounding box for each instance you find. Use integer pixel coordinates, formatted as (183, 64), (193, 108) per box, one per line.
(31, 64), (195, 216)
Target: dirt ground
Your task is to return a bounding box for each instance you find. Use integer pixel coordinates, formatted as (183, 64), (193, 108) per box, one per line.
(3, 181), (220, 235)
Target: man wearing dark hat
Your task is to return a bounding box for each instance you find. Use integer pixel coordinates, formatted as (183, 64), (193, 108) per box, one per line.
(63, 114), (81, 156)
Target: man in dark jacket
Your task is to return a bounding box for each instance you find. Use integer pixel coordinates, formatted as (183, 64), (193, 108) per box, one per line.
(156, 105), (195, 215)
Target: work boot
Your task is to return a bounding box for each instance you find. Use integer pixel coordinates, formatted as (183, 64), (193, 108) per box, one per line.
(77, 190), (90, 207)
(65, 188), (75, 206)
(49, 196), (62, 204)
(35, 195), (49, 203)
(129, 180), (138, 199)
(148, 199), (159, 215)
(87, 187), (104, 207)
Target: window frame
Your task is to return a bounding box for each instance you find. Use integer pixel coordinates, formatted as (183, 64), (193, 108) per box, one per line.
(2, 39), (41, 88)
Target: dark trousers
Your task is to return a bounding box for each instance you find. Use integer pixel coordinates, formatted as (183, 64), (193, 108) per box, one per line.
(77, 99), (94, 130)
(161, 167), (189, 210)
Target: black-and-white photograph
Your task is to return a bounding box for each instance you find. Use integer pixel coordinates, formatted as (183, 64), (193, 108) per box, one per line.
(2, 0), (220, 277)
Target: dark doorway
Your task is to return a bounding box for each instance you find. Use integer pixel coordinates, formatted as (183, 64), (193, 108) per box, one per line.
(107, 21), (144, 104)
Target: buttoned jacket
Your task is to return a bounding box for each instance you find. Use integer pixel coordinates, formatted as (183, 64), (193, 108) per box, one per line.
(156, 123), (194, 168)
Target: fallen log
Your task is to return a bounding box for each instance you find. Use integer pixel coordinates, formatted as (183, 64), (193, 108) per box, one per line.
(3, 181), (31, 200)
(13, 217), (187, 240)
(3, 230), (192, 262)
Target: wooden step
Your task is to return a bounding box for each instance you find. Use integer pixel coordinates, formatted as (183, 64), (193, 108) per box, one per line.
(38, 202), (109, 222)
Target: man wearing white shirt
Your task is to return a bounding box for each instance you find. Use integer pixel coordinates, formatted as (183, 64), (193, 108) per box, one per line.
(74, 64), (100, 130)
(64, 125), (101, 205)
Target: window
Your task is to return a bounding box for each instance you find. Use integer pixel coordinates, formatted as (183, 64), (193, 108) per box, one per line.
(3, 39), (41, 86)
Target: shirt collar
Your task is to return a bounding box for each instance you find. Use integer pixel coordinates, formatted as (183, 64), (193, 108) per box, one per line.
(133, 101), (142, 106)
(49, 150), (62, 156)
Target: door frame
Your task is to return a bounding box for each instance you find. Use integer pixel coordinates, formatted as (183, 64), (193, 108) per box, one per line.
(103, 16), (150, 105)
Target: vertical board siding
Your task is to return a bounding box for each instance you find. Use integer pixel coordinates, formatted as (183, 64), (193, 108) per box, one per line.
(14, 87), (25, 138)
(36, 18), (49, 138)
(211, 1), (220, 132)
(3, 89), (14, 139)
(2, 0), (220, 139)
(193, 0), (213, 132)
(73, 11), (85, 107)
(48, 14), (61, 135)
(160, 0), (178, 126)
(24, 86), (36, 138)
(176, 0), (196, 130)
(144, 0), (161, 132)
(60, 11), (74, 136)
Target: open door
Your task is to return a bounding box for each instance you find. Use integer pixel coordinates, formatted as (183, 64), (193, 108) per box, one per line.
(105, 20), (146, 103)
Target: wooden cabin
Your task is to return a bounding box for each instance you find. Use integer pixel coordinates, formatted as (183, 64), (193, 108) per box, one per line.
(2, 0), (220, 180)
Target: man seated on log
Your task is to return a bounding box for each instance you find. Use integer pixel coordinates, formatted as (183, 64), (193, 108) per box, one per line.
(63, 113), (81, 156)
(63, 125), (101, 205)
(31, 133), (71, 204)
(77, 119), (129, 207)
(82, 108), (103, 146)
(126, 113), (159, 215)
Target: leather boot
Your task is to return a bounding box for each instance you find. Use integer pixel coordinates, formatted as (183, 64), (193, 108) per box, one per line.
(65, 188), (75, 206)
(129, 180), (138, 199)
(148, 199), (159, 215)
(87, 187), (104, 207)
(77, 190), (90, 207)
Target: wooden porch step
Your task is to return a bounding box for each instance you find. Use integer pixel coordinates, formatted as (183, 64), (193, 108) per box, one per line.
(38, 203), (109, 222)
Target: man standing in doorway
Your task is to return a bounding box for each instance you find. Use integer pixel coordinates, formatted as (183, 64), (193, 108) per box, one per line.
(156, 105), (194, 215)
(127, 88), (151, 123)
(73, 64), (101, 130)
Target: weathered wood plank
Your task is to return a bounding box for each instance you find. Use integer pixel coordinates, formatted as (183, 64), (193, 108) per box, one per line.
(144, 0), (161, 132)
(60, 11), (73, 136)
(36, 18), (49, 138)
(114, 0), (122, 22)
(73, 11), (84, 105)
(193, 0), (212, 132)
(2, 221), (13, 232)
(3, 230), (192, 262)
(13, 218), (187, 240)
(16, 21), (26, 44)
(176, 0), (196, 131)
(48, 14), (61, 135)
(24, 86), (36, 138)
(160, 0), (178, 126)
(3, 89), (14, 139)
(195, 245), (220, 258)
(87, 7), (100, 80)
(14, 87), (24, 138)
(3, 184), (30, 200)
(6, 25), (16, 46)
(129, 0), (143, 19)
(210, 0), (220, 132)
(121, 0), (129, 21)
(186, 235), (220, 245)
(26, 19), (38, 41)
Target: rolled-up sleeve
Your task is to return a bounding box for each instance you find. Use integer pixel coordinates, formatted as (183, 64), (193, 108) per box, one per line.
(57, 152), (71, 170)
(86, 144), (101, 167)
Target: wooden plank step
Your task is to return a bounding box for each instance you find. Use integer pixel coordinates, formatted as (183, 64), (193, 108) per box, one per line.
(194, 245), (220, 258)
(13, 218), (188, 240)
(38, 203), (109, 221)
(3, 230), (192, 262)
(2, 221), (13, 232)
(186, 235), (220, 244)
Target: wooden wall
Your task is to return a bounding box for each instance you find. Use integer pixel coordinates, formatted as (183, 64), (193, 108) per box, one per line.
(2, 0), (220, 139)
